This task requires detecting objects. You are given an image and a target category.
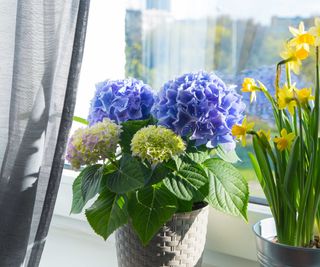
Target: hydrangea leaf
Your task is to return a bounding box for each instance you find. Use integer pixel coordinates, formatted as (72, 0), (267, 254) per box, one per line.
(85, 189), (128, 240)
(202, 158), (249, 221)
(163, 156), (209, 201)
(70, 173), (85, 214)
(106, 154), (148, 193)
(81, 164), (103, 203)
(128, 184), (177, 245)
(145, 163), (170, 186)
(119, 117), (155, 153)
(215, 145), (241, 164)
(185, 146), (211, 164)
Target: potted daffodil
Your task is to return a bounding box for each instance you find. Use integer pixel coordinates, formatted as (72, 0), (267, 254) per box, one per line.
(232, 18), (320, 267)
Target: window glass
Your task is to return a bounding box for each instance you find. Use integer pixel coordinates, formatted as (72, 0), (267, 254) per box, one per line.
(74, 0), (319, 197)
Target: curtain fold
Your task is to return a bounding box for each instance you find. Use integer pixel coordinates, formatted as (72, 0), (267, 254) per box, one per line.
(0, 0), (90, 266)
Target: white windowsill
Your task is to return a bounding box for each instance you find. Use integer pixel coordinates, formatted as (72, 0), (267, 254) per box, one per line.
(40, 169), (268, 267)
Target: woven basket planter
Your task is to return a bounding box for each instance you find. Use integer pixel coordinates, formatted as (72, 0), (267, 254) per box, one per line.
(115, 204), (209, 267)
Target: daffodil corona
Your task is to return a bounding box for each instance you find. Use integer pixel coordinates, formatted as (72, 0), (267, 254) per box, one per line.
(289, 22), (315, 59)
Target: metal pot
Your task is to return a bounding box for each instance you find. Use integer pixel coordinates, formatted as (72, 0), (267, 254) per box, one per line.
(253, 217), (320, 267)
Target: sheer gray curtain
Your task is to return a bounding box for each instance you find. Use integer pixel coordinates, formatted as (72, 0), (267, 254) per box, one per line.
(0, 0), (90, 266)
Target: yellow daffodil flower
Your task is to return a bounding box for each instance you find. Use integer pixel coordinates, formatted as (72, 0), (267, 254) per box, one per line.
(277, 84), (297, 115)
(231, 117), (254, 146)
(274, 129), (295, 152)
(289, 21), (315, 59)
(257, 129), (271, 142)
(280, 43), (302, 74)
(309, 18), (320, 47)
(295, 87), (314, 104)
(242, 78), (258, 103)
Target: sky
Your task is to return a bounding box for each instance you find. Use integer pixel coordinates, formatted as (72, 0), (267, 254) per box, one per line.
(171, 0), (320, 24)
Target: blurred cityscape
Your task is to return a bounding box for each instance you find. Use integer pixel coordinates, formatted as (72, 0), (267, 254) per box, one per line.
(124, 0), (319, 195)
(125, 1), (317, 119)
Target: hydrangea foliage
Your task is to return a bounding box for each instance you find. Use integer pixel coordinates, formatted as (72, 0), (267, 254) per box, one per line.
(66, 118), (122, 169)
(88, 78), (155, 125)
(131, 125), (185, 165)
(153, 71), (246, 150)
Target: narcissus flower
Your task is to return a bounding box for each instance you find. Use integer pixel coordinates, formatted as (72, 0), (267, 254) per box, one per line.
(274, 129), (295, 152)
(66, 119), (122, 169)
(289, 21), (315, 60)
(257, 129), (271, 142)
(231, 117), (254, 146)
(131, 126), (185, 165)
(280, 43), (302, 74)
(295, 88), (314, 104)
(277, 84), (296, 115)
(309, 18), (320, 46)
(242, 78), (258, 103)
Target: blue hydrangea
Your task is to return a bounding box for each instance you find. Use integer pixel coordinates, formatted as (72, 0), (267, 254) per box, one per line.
(153, 71), (246, 150)
(88, 78), (155, 125)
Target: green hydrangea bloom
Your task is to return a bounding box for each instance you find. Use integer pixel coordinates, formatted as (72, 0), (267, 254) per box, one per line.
(131, 125), (185, 164)
(66, 118), (122, 169)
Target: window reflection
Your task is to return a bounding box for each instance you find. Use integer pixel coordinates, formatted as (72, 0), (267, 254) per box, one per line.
(125, 0), (319, 197)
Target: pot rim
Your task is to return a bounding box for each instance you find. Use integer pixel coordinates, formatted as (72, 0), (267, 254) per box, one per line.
(253, 217), (320, 252)
(173, 202), (209, 217)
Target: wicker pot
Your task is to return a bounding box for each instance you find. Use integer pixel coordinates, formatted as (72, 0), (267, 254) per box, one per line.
(253, 218), (320, 267)
(115, 204), (209, 267)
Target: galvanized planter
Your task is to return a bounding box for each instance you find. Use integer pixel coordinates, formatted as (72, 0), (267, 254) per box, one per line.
(253, 217), (320, 267)
(115, 204), (209, 267)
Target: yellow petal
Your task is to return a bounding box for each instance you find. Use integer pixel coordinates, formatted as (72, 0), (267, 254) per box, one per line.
(287, 133), (295, 142)
(280, 128), (288, 137)
(289, 26), (300, 36)
(299, 22), (305, 32)
(247, 122), (255, 131)
(241, 136), (246, 146)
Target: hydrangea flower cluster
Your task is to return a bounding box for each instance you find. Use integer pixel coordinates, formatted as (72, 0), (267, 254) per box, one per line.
(153, 71), (246, 150)
(66, 119), (122, 169)
(131, 126), (185, 165)
(88, 78), (155, 125)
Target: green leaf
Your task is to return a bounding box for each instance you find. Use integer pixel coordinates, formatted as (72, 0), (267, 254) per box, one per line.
(284, 137), (300, 191)
(202, 158), (249, 221)
(215, 145), (241, 163)
(176, 198), (193, 213)
(81, 164), (103, 203)
(248, 152), (265, 189)
(70, 173), (85, 214)
(128, 185), (177, 245)
(252, 135), (277, 207)
(145, 163), (170, 186)
(163, 156), (209, 201)
(119, 117), (156, 153)
(85, 189), (128, 240)
(185, 147), (210, 164)
(106, 154), (147, 193)
(73, 116), (89, 125)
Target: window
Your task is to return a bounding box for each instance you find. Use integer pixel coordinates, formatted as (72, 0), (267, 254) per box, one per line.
(73, 0), (319, 198)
